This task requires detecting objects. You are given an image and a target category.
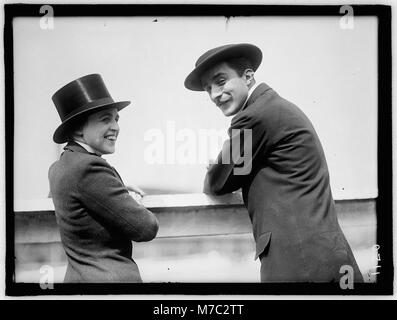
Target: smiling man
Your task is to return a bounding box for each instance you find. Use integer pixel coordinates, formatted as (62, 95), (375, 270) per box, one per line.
(184, 43), (363, 283)
(201, 61), (255, 117)
(49, 74), (159, 282)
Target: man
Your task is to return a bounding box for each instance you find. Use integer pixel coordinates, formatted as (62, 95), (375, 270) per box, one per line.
(49, 74), (159, 282)
(184, 43), (363, 282)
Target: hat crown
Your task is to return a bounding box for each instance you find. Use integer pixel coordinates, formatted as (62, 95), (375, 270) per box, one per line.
(195, 44), (233, 67)
(52, 74), (114, 122)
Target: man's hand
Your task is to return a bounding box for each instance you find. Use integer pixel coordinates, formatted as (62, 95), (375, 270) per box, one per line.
(126, 184), (146, 204)
(126, 184), (146, 197)
(130, 191), (143, 204)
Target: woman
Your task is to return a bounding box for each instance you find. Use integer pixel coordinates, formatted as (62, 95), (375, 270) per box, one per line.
(49, 74), (159, 282)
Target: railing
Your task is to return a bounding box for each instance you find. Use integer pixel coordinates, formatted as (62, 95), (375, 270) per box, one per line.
(13, 193), (377, 283)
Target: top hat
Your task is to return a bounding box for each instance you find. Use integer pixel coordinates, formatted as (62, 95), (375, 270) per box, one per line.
(52, 74), (130, 143)
(184, 43), (263, 91)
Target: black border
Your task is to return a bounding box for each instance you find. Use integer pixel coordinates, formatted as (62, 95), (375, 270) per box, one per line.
(4, 4), (393, 296)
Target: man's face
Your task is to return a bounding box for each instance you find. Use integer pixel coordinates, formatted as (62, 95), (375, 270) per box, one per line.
(79, 107), (120, 155)
(200, 62), (250, 117)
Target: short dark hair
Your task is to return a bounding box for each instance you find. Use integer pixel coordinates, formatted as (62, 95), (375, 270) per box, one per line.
(65, 113), (89, 142)
(224, 57), (254, 76)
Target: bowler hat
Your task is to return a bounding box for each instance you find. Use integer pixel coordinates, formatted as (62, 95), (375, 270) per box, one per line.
(52, 74), (130, 143)
(184, 43), (262, 91)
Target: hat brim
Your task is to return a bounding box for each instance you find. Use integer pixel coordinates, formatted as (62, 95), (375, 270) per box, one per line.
(53, 100), (130, 144)
(184, 43), (263, 91)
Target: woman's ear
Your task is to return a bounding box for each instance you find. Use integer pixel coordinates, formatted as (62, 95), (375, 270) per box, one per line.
(76, 126), (84, 136)
(68, 120), (85, 141)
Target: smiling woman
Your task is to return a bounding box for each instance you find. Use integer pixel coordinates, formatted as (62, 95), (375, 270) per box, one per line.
(73, 108), (120, 156)
(48, 74), (159, 282)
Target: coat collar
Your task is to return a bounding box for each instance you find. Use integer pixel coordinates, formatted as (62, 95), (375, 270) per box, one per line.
(242, 82), (272, 111)
(63, 141), (100, 157)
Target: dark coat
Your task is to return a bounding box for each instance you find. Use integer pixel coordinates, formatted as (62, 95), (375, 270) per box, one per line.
(204, 83), (363, 282)
(48, 142), (159, 282)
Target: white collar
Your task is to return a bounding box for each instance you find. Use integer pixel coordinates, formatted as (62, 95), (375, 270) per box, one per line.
(247, 82), (260, 102)
(74, 140), (98, 155)
(242, 81), (260, 109)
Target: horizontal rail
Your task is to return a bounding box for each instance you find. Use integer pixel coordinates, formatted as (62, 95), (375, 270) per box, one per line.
(14, 193), (245, 212)
(14, 192), (376, 212)
(14, 193), (376, 248)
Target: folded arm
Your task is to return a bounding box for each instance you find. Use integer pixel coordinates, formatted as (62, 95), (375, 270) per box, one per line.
(204, 112), (270, 195)
(78, 159), (159, 242)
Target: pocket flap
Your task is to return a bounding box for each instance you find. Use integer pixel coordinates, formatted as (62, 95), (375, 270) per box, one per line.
(254, 231), (272, 260)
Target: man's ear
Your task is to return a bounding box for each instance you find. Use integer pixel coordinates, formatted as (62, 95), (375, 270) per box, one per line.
(244, 69), (255, 85)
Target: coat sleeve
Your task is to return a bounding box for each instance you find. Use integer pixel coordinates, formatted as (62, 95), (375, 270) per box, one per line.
(203, 108), (275, 195)
(77, 158), (159, 242)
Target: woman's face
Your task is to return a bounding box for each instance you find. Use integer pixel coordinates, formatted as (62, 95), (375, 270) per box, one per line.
(79, 107), (120, 155)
